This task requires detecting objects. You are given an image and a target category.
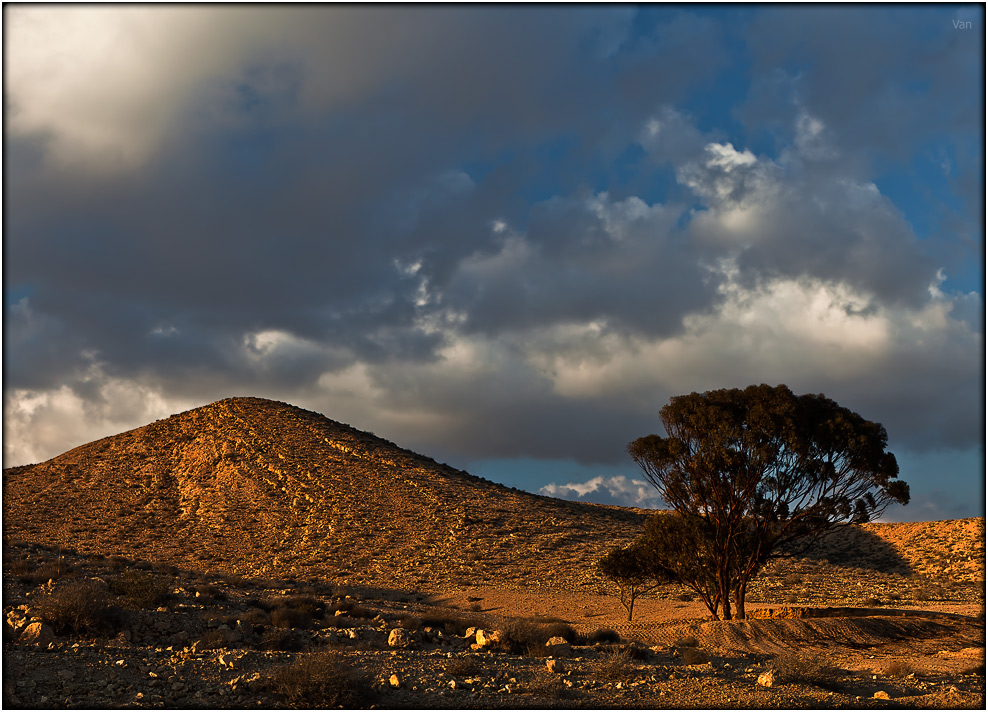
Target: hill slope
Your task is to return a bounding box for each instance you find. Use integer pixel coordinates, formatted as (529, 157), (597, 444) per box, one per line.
(3, 397), (646, 590)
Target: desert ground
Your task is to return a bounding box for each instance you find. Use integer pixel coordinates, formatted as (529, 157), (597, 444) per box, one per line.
(3, 398), (985, 708)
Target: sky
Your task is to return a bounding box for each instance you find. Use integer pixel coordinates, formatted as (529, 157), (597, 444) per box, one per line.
(3, 5), (984, 522)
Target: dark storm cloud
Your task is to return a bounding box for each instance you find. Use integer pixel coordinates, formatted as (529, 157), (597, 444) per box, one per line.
(4, 4), (983, 495)
(4, 5), (727, 394)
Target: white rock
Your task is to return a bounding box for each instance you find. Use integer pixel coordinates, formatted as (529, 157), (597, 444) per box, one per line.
(757, 670), (776, 687)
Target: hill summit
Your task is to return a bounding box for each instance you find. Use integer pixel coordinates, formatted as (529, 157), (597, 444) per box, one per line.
(3, 397), (645, 590)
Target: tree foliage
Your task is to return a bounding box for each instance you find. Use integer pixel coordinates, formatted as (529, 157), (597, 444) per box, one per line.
(598, 543), (662, 621)
(626, 384), (909, 620)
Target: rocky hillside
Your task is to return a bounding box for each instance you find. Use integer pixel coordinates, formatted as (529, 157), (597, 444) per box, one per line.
(3, 397), (646, 591)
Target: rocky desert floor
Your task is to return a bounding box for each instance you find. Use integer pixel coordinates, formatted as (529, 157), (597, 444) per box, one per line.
(3, 532), (985, 710)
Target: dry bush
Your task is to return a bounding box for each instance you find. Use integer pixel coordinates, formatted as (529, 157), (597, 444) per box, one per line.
(583, 628), (621, 644)
(772, 653), (838, 686)
(268, 651), (376, 707)
(674, 635), (700, 648)
(289, 595), (324, 617)
(495, 617), (577, 657)
(260, 628), (307, 652)
(679, 646), (709, 665)
(271, 606), (311, 629)
(520, 670), (579, 702)
(418, 611), (484, 636)
(243, 607), (271, 626)
(195, 584), (227, 603)
(594, 646), (636, 681)
(33, 580), (121, 635)
(109, 570), (171, 609)
(445, 656), (482, 677)
(883, 660), (914, 677)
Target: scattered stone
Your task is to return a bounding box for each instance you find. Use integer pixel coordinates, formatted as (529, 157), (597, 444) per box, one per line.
(874, 690), (890, 700)
(757, 670), (776, 687)
(389, 674), (401, 688)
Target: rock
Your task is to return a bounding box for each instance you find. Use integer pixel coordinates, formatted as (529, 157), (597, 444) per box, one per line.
(57, 670), (75, 681)
(463, 627), (478, 639)
(545, 636), (572, 657)
(18, 622), (55, 646)
(546, 659), (566, 674)
(873, 691), (890, 700)
(475, 629), (501, 647)
(389, 674), (401, 688)
(388, 628), (416, 649)
(757, 670), (776, 687)
(217, 653), (239, 670)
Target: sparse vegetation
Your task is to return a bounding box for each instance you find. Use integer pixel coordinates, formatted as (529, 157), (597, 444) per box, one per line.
(33, 580), (121, 636)
(267, 651), (376, 707)
(772, 652), (838, 686)
(108, 570), (171, 609)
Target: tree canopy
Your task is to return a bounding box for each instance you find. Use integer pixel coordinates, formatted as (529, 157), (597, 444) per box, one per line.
(626, 383), (909, 620)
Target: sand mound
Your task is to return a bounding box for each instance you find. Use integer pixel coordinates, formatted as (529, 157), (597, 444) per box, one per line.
(684, 611), (984, 658)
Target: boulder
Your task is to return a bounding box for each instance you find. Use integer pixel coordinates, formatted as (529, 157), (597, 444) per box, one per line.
(388, 627), (416, 649)
(873, 691), (890, 700)
(389, 674), (401, 688)
(757, 670), (776, 687)
(475, 629), (502, 647)
(546, 658), (567, 674)
(18, 621), (55, 646)
(545, 636), (573, 656)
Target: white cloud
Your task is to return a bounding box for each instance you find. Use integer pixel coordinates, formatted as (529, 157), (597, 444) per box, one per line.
(3, 372), (199, 466)
(540, 475), (664, 508)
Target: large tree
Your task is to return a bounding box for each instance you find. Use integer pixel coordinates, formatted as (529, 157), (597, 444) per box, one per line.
(628, 384), (909, 620)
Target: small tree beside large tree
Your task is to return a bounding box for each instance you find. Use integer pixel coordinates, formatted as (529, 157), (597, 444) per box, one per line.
(621, 383), (909, 621)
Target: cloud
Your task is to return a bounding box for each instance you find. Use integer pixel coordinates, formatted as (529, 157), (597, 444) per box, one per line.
(3, 2), (981, 528)
(540, 475), (664, 508)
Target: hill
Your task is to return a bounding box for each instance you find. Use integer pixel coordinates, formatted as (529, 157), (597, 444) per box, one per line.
(3, 397), (646, 591)
(3, 396), (983, 601)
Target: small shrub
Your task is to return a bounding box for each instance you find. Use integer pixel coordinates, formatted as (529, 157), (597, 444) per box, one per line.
(677, 592), (694, 602)
(584, 628), (621, 644)
(195, 584), (226, 603)
(268, 651), (376, 707)
(495, 617), (575, 656)
(674, 635), (700, 648)
(446, 656), (481, 677)
(679, 646), (708, 665)
(290, 595), (323, 617)
(108, 555), (131, 571)
(260, 628), (307, 652)
(418, 611), (484, 636)
(33, 580), (121, 635)
(109, 571), (171, 609)
(883, 660), (914, 677)
(772, 653), (837, 686)
(243, 607), (271, 626)
(595, 646), (636, 681)
(399, 615), (422, 630)
(861, 597), (882, 607)
(271, 606), (311, 629)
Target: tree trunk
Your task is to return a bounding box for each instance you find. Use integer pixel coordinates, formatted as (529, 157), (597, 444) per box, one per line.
(734, 583), (747, 620)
